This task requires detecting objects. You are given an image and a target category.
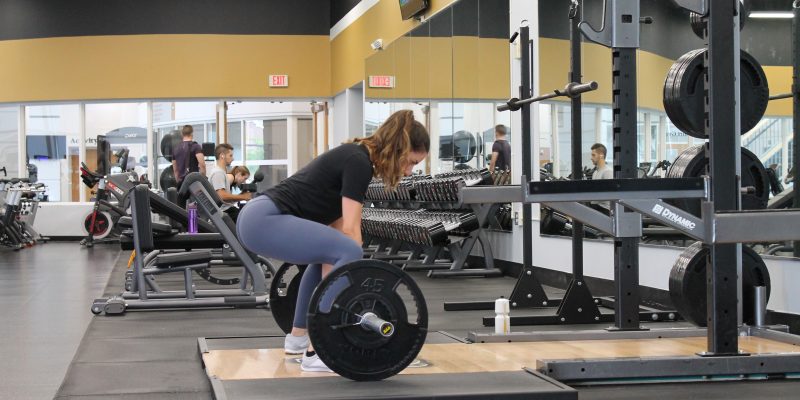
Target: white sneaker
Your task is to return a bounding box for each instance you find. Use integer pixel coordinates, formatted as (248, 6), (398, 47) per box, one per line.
(301, 353), (333, 373)
(284, 333), (310, 355)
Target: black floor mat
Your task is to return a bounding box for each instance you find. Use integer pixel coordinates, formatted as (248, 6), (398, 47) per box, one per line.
(55, 249), (800, 399)
(55, 251), (277, 399)
(54, 251), (520, 398)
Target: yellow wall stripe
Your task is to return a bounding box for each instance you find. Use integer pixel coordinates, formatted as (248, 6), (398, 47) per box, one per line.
(330, 0), (457, 95)
(0, 34), (330, 103)
(540, 38), (793, 117)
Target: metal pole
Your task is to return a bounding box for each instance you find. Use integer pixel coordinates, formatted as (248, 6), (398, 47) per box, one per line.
(17, 105), (26, 179)
(146, 102), (154, 191)
(570, 1), (584, 281)
(520, 25), (533, 276)
(705, 0), (740, 356)
(754, 286), (767, 327)
(793, 1), (800, 257)
(611, 45), (641, 330)
(79, 103), (87, 202)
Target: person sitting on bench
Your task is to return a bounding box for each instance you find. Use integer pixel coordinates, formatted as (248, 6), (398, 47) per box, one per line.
(207, 144), (252, 222)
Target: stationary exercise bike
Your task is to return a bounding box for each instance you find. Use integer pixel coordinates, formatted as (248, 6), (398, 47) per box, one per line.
(80, 143), (140, 247)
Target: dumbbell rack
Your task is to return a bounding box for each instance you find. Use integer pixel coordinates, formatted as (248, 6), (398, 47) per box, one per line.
(364, 198), (503, 278)
(363, 170), (506, 278)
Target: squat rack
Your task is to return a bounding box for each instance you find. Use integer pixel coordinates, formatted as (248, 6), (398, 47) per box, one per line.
(459, 0), (800, 383)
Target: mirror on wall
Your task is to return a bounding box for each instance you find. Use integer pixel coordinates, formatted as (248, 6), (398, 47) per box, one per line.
(364, 0), (510, 173)
(363, 0), (511, 230)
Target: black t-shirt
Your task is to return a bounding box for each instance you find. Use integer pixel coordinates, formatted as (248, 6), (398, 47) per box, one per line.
(264, 143), (373, 225)
(492, 140), (511, 171)
(172, 141), (203, 182)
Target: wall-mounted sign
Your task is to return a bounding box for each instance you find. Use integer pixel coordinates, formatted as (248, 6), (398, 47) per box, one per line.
(269, 75), (289, 87)
(368, 75), (395, 88)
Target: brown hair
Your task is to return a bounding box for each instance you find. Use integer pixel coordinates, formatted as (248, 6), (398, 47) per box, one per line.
(181, 125), (194, 137)
(591, 143), (607, 158)
(215, 143), (233, 160)
(231, 165), (250, 177)
(353, 110), (430, 188)
(495, 124), (507, 137)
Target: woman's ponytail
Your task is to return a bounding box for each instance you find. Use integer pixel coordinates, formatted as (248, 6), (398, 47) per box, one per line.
(351, 109), (430, 189)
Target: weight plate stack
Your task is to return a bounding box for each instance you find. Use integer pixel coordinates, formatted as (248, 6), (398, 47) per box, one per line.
(159, 168), (177, 190)
(666, 144), (768, 216)
(159, 130), (182, 162)
(669, 242), (771, 327)
(689, 0), (747, 39)
(663, 49), (768, 138)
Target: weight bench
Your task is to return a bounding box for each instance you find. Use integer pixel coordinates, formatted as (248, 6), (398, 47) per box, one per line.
(118, 215), (226, 251)
(91, 177), (270, 315)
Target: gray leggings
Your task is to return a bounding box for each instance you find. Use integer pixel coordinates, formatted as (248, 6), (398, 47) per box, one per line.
(236, 195), (363, 329)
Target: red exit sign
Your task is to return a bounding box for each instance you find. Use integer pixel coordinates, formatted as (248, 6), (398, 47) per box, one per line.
(269, 75), (289, 87)
(369, 75), (395, 88)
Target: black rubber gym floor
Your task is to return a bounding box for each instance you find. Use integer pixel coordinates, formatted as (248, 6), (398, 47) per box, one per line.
(0, 243), (119, 400)
(0, 244), (792, 399)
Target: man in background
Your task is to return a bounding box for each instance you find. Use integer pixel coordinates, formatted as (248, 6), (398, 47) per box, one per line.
(172, 125), (205, 188)
(489, 124), (511, 172)
(208, 143), (252, 221)
(590, 143), (613, 180)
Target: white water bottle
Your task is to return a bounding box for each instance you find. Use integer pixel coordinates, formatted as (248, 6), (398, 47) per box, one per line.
(494, 297), (510, 334)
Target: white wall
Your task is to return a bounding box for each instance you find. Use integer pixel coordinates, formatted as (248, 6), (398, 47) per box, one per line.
(169, 102), (218, 124)
(228, 101), (311, 120)
(0, 106), (19, 177)
(84, 103), (147, 139)
(509, 0), (539, 222)
(482, 223), (800, 315)
(332, 85), (365, 147)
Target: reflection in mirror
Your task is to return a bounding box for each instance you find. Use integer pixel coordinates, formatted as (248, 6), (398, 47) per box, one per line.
(452, 130), (477, 165)
(429, 6), (454, 173)
(362, 0), (512, 231)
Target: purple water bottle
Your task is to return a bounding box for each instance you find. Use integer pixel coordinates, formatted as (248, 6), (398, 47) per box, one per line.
(187, 202), (198, 234)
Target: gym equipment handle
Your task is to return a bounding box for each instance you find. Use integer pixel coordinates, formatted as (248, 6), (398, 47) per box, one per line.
(561, 81), (599, 98)
(498, 81), (599, 112)
(769, 93), (794, 101)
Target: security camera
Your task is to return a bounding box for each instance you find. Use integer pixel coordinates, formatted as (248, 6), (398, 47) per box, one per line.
(371, 39), (383, 51)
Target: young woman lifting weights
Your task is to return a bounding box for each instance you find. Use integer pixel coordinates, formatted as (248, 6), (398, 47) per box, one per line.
(237, 110), (430, 372)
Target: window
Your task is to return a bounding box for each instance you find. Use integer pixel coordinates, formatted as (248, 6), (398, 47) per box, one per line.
(26, 104), (80, 202)
(637, 112), (646, 163)
(665, 121), (692, 162)
(581, 107), (597, 170)
(438, 101), (456, 173)
(556, 104), (571, 177)
(650, 118), (659, 161)
(84, 103), (148, 200)
(364, 102), (392, 136)
(600, 107), (614, 165)
(297, 118), (314, 169)
(538, 103), (552, 173)
(152, 102), (217, 189)
(228, 121), (243, 161)
(0, 107), (19, 178)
